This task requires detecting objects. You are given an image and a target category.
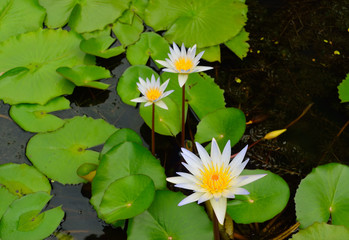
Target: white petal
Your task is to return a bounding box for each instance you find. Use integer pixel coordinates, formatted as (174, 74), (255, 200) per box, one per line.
(161, 90), (174, 99)
(175, 182), (198, 191)
(195, 141), (211, 168)
(156, 60), (173, 69)
(162, 68), (178, 73)
(222, 140), (231, 166)
(182, 162), (201, 177)
(181, 148), (204, 169)
(172, 42), (181, 57)
(233, 187), (250, 195)
(160, 79), (170, 92)
(155, 100), (168, 110)
(130, 97), (147, 103)
(178, 74), (188, 87)
(193, 51), (205, 63)
(210, 138), (221, 165)
(177, 172), (200, 184)
(210, 197), (227, 225)
(229, 145), (248, 169)
(178, 192), (204, 206)
(235, 174), (267, 187)
(167, 176), (189, 184)
(230, 159), (249, 177)
(144, 102), (152, 107)
(222, 190), (235, 199)
(192, 66), (213, 72)
(180, 43), (186, 57)
(198, 192), (213, 204)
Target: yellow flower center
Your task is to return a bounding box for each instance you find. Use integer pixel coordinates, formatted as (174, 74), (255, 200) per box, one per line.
(174, 57), (194, 72)
(146, 88), (162, 101)
(200, 164), (231, 194)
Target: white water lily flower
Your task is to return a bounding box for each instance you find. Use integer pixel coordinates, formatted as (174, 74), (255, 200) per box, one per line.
(156, 43), (213, 87)
(167, 138), (267, 225)
(131, 74), (174, 110)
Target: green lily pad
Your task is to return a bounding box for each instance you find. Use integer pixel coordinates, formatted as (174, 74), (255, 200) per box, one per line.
(0, 163), (51, 197)
(0, 28), (94, 105)
(39, 0), (131, 33)
(290, 222), (349, 240)
(112, 12), (144, 46)
(144, 0), (247, 48)
(101, 128), (143, 156)
(338, 73), (349, 103)
(80, 36), (125, 58)
(130, 0), (149, 19)
(57, 65), (111, 90)
(9, 97), (70, 133)
(117, 65), (159, 106)
(225, 28), (250, 59)
(127, 190), (213, 240)
(0, 0), (45, 42)
(295, 163), (349, 229)
(99, 175), (155, 223)
(0, 192), (64, 240)
(195, 107), (246, 150)
(91, 142), (166, 211)
(126, 32), (169, 67)
(26, 116), (117, 184)
(199, 45), (221, 62)
(227, 169), (290, 223)
(0, 187), (18, 219)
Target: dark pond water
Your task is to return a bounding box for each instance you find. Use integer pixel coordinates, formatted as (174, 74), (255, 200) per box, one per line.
(0, 0), (348, 239)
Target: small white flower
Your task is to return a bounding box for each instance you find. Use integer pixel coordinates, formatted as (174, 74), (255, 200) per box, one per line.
(131, 75), (174, 110)
(156, 43), (213, 87)
(167, 138), (266, 225)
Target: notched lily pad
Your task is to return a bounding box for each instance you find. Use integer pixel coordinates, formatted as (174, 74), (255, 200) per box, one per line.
(0, 163), (51, 197)
(0, 28), (93, 105)
(26, 116), (117, 184)
(99, 175), (155, 223)
(295, 163), (349, 229)
(195, 107), (246, 150)
(0, 192), (64, 240)
(225, 28), (250, 59)
(80, 36), (125, 58)
(227, 169), (290, 223)
(9, 97), (70, 133)
(57, 65), (111, 90)
(112, 12), (144, 46)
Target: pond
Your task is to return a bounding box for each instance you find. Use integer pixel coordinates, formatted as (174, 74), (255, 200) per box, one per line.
(0, 0), (348, 239)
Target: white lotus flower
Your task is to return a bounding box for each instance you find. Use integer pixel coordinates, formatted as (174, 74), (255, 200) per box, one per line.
(156, 43), (213, 87)
(167, 138), (266, 225)
(131, 75), (174, 110)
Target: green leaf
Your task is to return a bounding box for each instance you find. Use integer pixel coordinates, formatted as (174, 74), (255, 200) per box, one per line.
(290, 222), (349, 240)
(0, 0), (45, 42)
(91, 142), (166, 211)
(9, 97), (70, 133)
(199, 45), (221, 62)
(227, 169), (290, 223)
(126, 32), (169, 67)
(0, 192), (64, 240)
(0, 28), (93, 105)
(0, 163), (51, 197)
(0, 187), (18, 219)
(26, 116), (117, 184)
(195, 107), (246, 150)
(57, 65), (111, 90)
(144, 0), (248, 48)
(101, 128), (143, 156)
(338, 73), (349, 103)
(225, 28), (250, 59)
(295, 163), (349, 229)
(39, 0), (131, 33)
(127, 190), (213, 240)
(112, 13), (144, 46)
(99, 175), (155, 223)
(80, 36), (125, 58)
(117, 65), (159, 106)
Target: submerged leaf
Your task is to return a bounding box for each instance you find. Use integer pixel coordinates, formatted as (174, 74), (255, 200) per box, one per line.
(26, 116), (117, 184)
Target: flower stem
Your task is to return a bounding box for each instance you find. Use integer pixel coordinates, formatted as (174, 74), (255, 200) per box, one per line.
(213, 211), (220, 240)
(152, 103), (155, 156)
(181, 84), (185, 148)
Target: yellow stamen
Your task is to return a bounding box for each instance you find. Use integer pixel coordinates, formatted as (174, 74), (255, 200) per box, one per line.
(174, 57), (194, 72)
(146, 88), (161, 101)
(200, 164), (231, 194)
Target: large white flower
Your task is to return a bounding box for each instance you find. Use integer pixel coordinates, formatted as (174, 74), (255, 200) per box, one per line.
(131, 74), (174, 110)
(167, 138), (266, 225)
(156, 43), (213, 87)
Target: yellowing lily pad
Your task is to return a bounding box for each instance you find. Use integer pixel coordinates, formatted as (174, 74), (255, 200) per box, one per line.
(295, 163), (349, 229)
(0, 192), (64, 240)
(195, 107), (246, 150)
(144, 0), (248, 48)
(57, 65), (111, 90)
(227, 169), (290, 223)
(0, 0), (45, 42)
(99, 175), (155, 223)
(39, 0), (131, 33)
(9, 97), (71, 133)
(127, 190), (213, 240)
(0, 28), (94, 105)
(0, 163), (51, 197)
(26, 116), (117, 184)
